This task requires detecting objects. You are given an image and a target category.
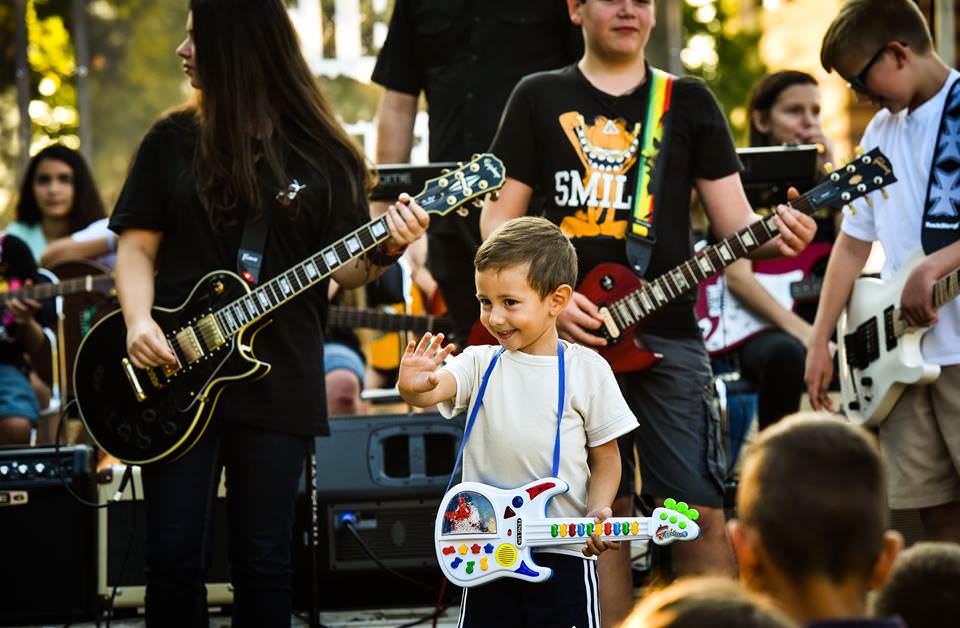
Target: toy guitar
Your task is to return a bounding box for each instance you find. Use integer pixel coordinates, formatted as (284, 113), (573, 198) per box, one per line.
(695, 242), (832, 355)
(577, 148), (897, 373)
(839, 248), (960, 426)
(72, 154), (505, 465)
(435, 477), (700, 587)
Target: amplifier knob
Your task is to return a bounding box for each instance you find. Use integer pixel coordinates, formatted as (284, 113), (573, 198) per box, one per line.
(0, 464), (8, 476)
(17, 464), (28, 475)
(34, 462), (46, 474)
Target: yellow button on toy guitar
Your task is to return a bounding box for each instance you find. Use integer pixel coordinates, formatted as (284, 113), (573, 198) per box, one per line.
(459, 544), (468, 555)
(495, 543), (518, 567)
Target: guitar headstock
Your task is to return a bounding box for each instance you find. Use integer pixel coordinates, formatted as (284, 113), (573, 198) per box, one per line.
(412, 153), (506, 217)
(650, 498), (701, 546)
(804, 147), (897, 213)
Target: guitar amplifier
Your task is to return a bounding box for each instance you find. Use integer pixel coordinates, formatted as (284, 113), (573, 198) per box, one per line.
(295, 412), (463, 609)
(0, 445), (97, 625)
(97, 464), (232, 609)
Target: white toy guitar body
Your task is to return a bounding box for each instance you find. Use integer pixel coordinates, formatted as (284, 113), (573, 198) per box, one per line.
(434, 477), (701, 588)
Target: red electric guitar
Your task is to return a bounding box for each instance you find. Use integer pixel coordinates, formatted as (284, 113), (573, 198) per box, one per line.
(576, 149), (895, 373)
(694, 242), (832, 356)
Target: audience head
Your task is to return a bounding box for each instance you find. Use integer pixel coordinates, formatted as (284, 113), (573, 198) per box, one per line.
(622, 576), (797, 628)
(748, 71), (821, 147)
(729, 413), (901, 618)
(873, 542), (960, 627)
(15, 144), (105, 232)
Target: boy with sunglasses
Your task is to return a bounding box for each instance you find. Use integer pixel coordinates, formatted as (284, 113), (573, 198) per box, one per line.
(807, 0), (960, 544)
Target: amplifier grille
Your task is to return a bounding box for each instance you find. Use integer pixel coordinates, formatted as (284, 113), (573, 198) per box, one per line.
(329, 500), (437, 569)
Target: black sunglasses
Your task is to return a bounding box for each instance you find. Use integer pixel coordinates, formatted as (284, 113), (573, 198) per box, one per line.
(847, 45), (889, 95)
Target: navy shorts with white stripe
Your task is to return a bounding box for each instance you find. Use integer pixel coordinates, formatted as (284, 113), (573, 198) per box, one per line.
(458, 553), (601, 628)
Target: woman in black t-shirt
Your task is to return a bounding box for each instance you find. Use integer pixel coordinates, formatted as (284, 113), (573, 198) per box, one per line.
(109, 1), (428, 625)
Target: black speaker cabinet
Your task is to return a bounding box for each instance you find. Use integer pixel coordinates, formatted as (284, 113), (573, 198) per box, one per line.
(97, 464), (232, 609)
(0, 445), (97, 625)
(295, 412), (464, 609)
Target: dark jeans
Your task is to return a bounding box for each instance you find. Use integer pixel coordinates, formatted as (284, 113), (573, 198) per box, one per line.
(737, 329), (805, 430)
(141, 420), (309, 628)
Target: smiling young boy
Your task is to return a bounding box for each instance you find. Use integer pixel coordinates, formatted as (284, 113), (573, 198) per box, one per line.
(398, 216), (638, 627)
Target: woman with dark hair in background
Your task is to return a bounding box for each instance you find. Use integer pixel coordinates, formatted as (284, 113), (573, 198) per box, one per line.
(10, 144), (115, 267)
(721, 70), (837, 430)
(108, 1), (429, 625)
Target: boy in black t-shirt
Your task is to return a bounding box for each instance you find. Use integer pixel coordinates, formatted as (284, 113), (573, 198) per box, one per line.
(481, 1), (817, 623)
(0, 233), (51, 444)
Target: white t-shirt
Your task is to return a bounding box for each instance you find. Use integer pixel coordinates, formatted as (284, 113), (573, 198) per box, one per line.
(438, 341), (638, 556)
(843, 70), (960, 365)
(71, 218), (116, 269)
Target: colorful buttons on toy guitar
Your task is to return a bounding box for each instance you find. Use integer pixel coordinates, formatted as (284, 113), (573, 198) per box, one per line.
(442, 546), (455, 555)
(577, 523), (585, 536)
(514, 561), (539, 578)
(484, 543), (494, 554)
(512, 496), (524, 508)
(503, 506), (516, 519)
(459, 544), (468, 555)
(480, 557), (489, 571)
(525, 481), (555, 500)
(471, 544), (481, 554)
(451, 557), (463, 569)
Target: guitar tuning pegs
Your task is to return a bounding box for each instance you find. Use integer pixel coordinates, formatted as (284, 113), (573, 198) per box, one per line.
(864, 195), (874, 208)
(471, 198), (484, 208)
(441, 168), (451, 175)
(844, 204), (856, 216)
(490, 191), (500, 202)
(881, 188), (889, 200)
(471, 153), (479, 160)
(822, 162), (834, 174)
(854, 145), (865, 157)
(456, 207), (470, 217)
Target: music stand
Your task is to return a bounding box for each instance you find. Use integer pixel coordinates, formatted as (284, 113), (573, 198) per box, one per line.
(736, 144), (819, 208)
(371, 162), (458, 201)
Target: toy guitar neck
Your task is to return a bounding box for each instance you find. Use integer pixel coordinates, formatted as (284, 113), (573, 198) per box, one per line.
(520, 508), (694, 548)
(435, 478), (700, 588)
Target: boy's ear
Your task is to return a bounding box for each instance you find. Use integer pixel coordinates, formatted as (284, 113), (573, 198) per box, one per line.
(549, 284), (573, 315)
(868, 530), (903, 590)
(888, 41), (911, 68)
(728, 519), (764, 591)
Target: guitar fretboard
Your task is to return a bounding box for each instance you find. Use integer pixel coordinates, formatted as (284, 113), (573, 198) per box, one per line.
(0, 274), (113, 305)
(606, 197), (815, 333)
(934, 267), (960, 309)
(326, 305), (452, 335)
(211, 216), (393, 338)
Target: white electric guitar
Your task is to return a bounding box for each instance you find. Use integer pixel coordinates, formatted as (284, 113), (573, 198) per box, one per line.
(839, 248), (960, 426)
(434, 477), (700, 587)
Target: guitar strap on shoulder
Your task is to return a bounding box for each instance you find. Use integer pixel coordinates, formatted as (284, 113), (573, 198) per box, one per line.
(626, 67), (675, 278)
(922, 75), (960, 254)
(238, 209), (270, 287)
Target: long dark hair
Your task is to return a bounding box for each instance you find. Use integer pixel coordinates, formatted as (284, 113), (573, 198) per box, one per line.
(189, 0), (371, 226)
(15, 144), (106, 231)
(747, 71), (819, 147)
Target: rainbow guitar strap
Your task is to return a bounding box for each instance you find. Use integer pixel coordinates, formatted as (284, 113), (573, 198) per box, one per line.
(627, 66), (675, 278)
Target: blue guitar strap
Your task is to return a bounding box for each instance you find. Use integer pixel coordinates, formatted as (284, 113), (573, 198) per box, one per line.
(445, 343), (566, 493)
(922, 75), (960, 254)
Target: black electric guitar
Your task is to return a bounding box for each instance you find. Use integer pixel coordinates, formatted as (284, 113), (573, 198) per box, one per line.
(73, 154), (505, 464)
(327, 305), (453, 336)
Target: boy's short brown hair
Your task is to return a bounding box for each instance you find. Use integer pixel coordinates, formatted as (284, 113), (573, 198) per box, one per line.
(738, 413), (888, 585)
(475, 216), (578, 298)
(623, 577), (797, 628)
(821, 0), (933, 74)
(873, 542), (960, 626)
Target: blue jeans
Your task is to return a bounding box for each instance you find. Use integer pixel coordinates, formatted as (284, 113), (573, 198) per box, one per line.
(141, 420), (309, 627)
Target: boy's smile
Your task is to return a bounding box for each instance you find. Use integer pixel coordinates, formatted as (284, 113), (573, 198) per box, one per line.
(475, 264), (566, 356)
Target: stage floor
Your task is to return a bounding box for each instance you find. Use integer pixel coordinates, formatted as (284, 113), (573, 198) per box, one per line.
(13, 606), (461, 627)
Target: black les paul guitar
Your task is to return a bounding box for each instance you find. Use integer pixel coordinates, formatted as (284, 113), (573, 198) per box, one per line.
(73, 154), (506, 464)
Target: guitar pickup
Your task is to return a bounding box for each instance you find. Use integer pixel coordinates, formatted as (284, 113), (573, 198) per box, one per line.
(597, 307), (621, 339)
(174, 326), (205, 364)
(197, 314), (226, 350)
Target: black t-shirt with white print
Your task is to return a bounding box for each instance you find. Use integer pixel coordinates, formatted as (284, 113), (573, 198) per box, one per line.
(490, 64), (741, 338)
(109, 110), (369, 436)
